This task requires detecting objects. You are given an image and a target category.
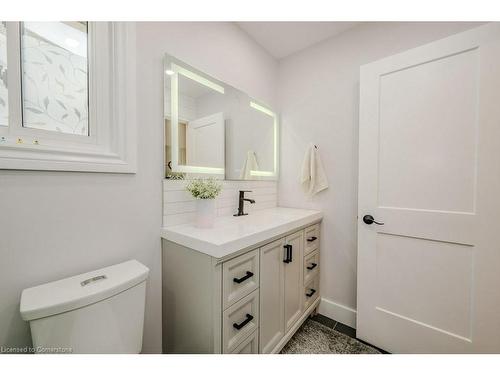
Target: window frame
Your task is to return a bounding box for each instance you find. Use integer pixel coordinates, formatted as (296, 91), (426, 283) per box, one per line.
(0, 22), (137, 173)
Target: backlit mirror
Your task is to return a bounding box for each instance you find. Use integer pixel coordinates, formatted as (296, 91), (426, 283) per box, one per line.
(164, 54), (278, 180)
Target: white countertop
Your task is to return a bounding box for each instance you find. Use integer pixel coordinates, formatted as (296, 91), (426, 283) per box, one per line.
(161, 207), (322, 259)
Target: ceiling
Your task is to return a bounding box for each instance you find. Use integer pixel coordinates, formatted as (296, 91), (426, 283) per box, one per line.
(236, 22), (360, 60)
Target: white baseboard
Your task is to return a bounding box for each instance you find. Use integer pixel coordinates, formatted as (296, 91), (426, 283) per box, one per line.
(318, 297), (357, 329)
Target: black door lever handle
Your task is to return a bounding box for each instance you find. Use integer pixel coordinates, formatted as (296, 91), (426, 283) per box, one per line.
(363, 215), (384, 225)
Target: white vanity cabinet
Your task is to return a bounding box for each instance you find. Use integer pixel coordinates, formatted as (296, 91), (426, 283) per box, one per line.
(283, 231), (305, 333)
(259, 238), (286, 353)
(259, 230), (310, 353)
(161, 207), (322, 354)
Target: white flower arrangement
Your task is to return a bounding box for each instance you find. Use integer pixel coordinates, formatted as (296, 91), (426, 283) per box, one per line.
(186, 178), (222, 200)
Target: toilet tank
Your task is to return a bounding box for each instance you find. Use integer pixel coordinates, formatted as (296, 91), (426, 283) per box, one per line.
(20, 260), (149, 354)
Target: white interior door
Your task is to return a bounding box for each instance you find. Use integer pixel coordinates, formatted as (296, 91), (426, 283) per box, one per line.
(357, 23), (500, 353)
(186, 112), (224, 168)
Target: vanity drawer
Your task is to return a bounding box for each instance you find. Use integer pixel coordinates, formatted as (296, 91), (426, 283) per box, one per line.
(223, 289), (259, 353)
(231, 329), (258, 354)
(303, 249), (320, 285)
(304, 224), (320, 256)
(223, 249), (260, 309)
(303, 276), (319, 311)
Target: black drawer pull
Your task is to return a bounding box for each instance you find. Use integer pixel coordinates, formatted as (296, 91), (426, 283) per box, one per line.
(233, 314), (253, 330)
(283, 245), (291, 263)
(307, 263), (318, 270)
(233, 271), (254, 284)
(307, 236), (318, 242)
(306, 288), (316, 298)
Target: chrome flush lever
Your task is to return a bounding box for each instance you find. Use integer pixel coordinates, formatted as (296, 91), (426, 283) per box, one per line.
(80, 275), (107, 287)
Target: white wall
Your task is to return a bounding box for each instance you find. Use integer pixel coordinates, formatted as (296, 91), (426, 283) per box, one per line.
(277, 22), (484, 325)
(0, 22), (276, 353)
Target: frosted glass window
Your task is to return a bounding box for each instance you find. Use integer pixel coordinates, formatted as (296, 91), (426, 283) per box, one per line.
(21, 22), (89, 135)
(0, 22), (7, 127)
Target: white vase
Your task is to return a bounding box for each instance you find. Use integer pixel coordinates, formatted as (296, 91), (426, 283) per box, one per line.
(196, 198), (216, 228)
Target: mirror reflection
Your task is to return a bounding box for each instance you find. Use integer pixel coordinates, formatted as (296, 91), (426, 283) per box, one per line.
(164, 54), (278, 181)
(164, 60), (226, 179)
(224, 88), (276, 180)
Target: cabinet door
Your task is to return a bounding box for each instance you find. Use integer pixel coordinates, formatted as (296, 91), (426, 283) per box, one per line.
(259, 238), (285, 354)
(284, 230), (304, 332)
(231, 330), (258, 354)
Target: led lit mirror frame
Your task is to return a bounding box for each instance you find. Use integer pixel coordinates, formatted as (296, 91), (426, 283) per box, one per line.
(164, 54), (279, 180)
(247, 101), (278, 178)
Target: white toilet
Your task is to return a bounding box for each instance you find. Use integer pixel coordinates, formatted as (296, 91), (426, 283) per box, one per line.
(20, 259), (149, 354)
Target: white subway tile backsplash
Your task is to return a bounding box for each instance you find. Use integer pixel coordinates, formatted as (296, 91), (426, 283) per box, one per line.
(164, 201), (197, 215)
(250, 187), (277, 196)
(163, 190), (194, 203)
(216, 206), (236, 217)
(163, 180), (190, 191)
(163, 212), (196, 227)
(162, 180), (278, 227)
(255, 194), (278, 203)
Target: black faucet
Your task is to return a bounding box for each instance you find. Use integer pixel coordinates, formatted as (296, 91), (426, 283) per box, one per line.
(234, 190), (256, 216)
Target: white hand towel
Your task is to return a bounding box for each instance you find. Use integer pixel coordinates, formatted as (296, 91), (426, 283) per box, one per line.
(301, 143), (328, 196)
(240, 151), (260, 180)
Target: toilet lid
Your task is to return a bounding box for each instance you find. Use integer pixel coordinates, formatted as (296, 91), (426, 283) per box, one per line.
(20, 259), (149, 321)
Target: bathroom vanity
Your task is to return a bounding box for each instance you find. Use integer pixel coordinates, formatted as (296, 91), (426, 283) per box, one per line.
(161, 53), (320, 353)
(161, 207), (322, 353)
